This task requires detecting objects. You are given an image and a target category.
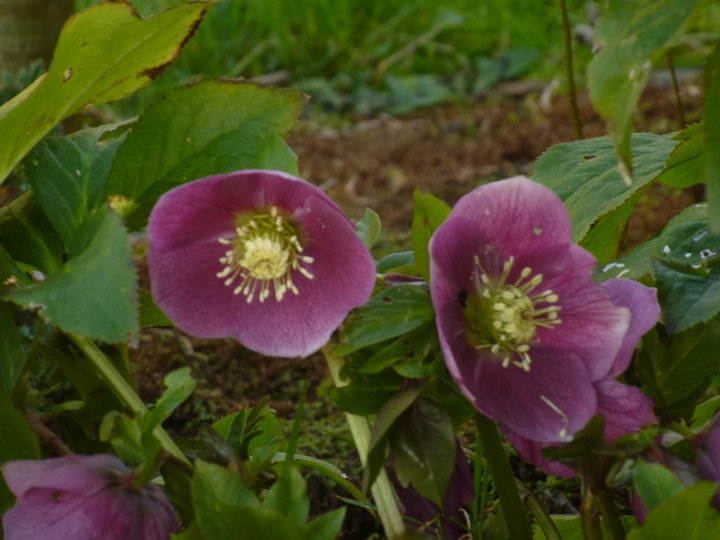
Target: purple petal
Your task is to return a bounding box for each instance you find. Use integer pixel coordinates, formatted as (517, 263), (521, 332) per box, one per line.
(601, 278), (660, 377)
(448, 177), (573, 262)
(148, 170), (376, 357)
(595, 378), (657, 442)
(2, 455), (178, 540)
(502, 427), (576, 478)
(698, 416), (720, 484)
(534, 245), (630, 382)
(2, 454), (127, 497)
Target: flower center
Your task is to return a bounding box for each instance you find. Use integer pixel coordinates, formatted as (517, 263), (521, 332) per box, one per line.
(216, 207), (314, 303)
(464, 256), (561, 371)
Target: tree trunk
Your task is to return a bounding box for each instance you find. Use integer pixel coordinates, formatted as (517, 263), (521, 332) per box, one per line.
(0, 0), (74, 75)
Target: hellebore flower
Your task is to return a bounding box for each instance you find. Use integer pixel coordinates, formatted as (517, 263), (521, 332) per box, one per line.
(1, 454), (178, 540)
(697, 414), (720, 508)
(505, 278), (660, 476)
(429, 176), (632, 443)
(148, 170), (376, 358)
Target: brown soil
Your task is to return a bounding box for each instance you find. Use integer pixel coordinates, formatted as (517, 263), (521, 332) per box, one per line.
(131, 83), (703, 538)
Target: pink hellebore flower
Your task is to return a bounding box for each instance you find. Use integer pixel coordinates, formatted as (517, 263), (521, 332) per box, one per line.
(505, 278), (660, 476)
(429, 177), (636, 443)
(147, 170), (376, 358)
(1, 454), (178, 540)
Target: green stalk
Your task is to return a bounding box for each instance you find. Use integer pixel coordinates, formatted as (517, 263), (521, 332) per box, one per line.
(594, 487), (626, 540)
(518, 481), (563, 540)
(475, 413), (531, 540)
(323, 346), (406, 539)
(558, 0), (583, 139)
(580, 484), (602, 540)
(68, 332), (189, 466)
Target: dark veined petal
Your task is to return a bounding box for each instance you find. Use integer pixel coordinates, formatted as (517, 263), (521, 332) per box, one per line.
(148, 170), (376, 357)
(1, 455), (178, 540)
(429, 177), (632, 442)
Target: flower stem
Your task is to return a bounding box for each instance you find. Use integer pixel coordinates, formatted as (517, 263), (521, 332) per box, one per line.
(322, 345), (406, 539)
(558, 0), (583, 139)
(67, 332), (189, 466)
(474, 413), (531, 540)
(581, 484), (602, 540)
(594, 487), (626, 540)
(518, 480), (563, 540)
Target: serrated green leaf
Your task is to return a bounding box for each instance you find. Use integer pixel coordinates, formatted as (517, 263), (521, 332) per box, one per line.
(653, 259), (720, 333)
(335, 284), (435, 355)
(0, 302), (24, 394)
(105, 80), (305, 227)
(263, 467), (309, 525)
(587, 0), (697, 181)
(363, 381), (426, 493)
(0, 1), (210, 183)
(597, 203), (719, 281)
(657, 123), (704, 188)
(138, 289), (173, 328)
(532, 133), (677, 243)
(23, 126), (124, 244)
(303, 507), (345, 540)
(389, 398), (455, 507)
(633, 461), (685, 513)
(144, 367), (196, 432)
(0, 192), (62, 274)
(0, 395), (40, 513)
(705, 42), (720, 233)
(580, 190), (642, 263)
(8, 209), (138, 342)
(628, 482), (720, 539)
(356, 208), (382, 249)
(636, 322), (720, 415)
(412, 189), (451, 282)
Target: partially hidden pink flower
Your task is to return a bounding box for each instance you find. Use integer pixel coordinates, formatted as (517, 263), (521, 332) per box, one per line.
(1, 454), (178, 540)
(697, 414), (720, 507)
(429, 177), (634, 443)
(148, 170), (376, 358)
(504, 278), (660, 476)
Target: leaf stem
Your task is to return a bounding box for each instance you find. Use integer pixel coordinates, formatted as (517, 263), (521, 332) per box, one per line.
(518, 480), (563, 540)
(474, 413), (531, 540)
(581, 483), (602, 540)
(666, 50), (686, 129)
(67, 332), (189, 466)
(323, 345), (406, 539)
(558, 0), (584, 139)
(594, 487), (626, 540)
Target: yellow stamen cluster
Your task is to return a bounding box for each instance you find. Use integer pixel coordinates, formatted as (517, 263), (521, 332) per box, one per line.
(467, 255), (562, 371)
(216, 207), (314, 303)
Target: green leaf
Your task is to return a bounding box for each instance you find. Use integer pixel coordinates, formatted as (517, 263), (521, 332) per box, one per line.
(105, 80), (306, 227)
(653, 260), (720, 333)
(693, 395), (720, 428)
(705, 42), (720, 233)
(0, 1), (210, 183)
(597, 203), (719, 281)
(587, 0), (697, 182)
(376, 250), (416, 274)
(633, 461), (685, 512)
(0, 302), (24, 394)
(356, 208), (382, 249)
(389, 398), (455, 507)
(263, 467), (309, 525)
(8, 209), (138, 342)
(138, 289), (173, 328)
(657, 123), (704, 188)
(363, 381), (426, 493)
(144, 367), (196, 432)
(532, 133), (677, 244)
(0, 395), (40, 513)
(411, 189), (451, 282)
(534, 515), (638, 539)
(335, 284), (435, 355)
(628, 482), (720, 539)
(23, 125), (124, 244)
(303, 508), (345, 540)
(635, 322), (720, 415)
(0, 192), (62, 274)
